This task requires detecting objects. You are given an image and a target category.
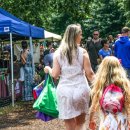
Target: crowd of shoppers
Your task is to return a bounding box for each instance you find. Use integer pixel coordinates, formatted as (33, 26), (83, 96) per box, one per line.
(17, 24), (130, 130)
(43, 25), (130, 130)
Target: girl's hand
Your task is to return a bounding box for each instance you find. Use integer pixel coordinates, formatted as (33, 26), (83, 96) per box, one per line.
(128, 121), (130, 128)
(44, 66), (51, 73)
(89, 121), (96, 130)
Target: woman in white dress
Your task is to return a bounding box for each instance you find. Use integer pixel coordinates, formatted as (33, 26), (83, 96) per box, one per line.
(44, 24), (95, 130)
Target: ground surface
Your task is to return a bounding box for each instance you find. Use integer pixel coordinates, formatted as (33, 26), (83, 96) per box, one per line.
(0, 101), (98, 130)
(0, 101), (65, 130)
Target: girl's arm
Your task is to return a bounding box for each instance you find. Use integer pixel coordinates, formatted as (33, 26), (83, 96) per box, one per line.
(125, 98), (130, 127)
(89, 94), (98, 130)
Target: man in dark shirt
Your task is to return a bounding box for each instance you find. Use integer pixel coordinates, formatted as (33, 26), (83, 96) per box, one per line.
(86, 30), (102, 72)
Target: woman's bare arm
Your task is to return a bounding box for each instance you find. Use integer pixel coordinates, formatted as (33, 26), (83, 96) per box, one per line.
(83, 49), (95, 82)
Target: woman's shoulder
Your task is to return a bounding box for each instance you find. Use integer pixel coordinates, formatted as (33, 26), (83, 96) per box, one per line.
(54, 49), (61, 58)
(78, 46), (87, 54)
(78, 47), (89, 59)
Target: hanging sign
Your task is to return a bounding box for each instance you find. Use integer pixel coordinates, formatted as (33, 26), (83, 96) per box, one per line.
(4, 27), (10, 32)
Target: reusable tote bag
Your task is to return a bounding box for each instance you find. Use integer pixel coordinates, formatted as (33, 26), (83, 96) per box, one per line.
(33, 74), (59, 118)
(34, 78), (55, 122)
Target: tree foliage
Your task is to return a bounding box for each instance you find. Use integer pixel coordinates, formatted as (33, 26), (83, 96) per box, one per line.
(1, 0), (92, 37)
(122, 0), (130, 26)
(1, 0), (50, 26)
(84, 0), (127, 38)
(0, 0), (130, 39)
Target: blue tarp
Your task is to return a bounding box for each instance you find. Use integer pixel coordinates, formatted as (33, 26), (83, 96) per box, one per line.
(0, 8), (44, 39)
(0, 11), (30, 37)
(30, 25), (44, 39)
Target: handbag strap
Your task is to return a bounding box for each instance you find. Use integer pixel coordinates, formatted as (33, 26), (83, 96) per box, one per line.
(48, 73), (56, 88)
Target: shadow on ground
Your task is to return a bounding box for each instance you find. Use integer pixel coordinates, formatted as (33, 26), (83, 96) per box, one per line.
(0, 101), (36, 129)
(0, 101), (65, 130)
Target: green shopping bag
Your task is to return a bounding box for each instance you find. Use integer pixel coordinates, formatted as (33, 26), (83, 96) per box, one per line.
(33, 74), (59, 118)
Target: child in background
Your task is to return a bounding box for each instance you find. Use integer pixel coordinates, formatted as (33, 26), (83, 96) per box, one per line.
(89, 56), (130, 130)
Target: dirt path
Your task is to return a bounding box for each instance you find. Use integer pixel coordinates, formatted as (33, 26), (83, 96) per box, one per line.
(0, 101), (97, 130)
(0, 101), (65, 130)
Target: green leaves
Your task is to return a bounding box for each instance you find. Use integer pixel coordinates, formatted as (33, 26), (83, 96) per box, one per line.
(1, 0), (129, 38)
(84, 0), (127, 37)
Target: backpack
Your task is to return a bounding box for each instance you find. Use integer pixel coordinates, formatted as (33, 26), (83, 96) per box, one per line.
(100, 84), (124, 114)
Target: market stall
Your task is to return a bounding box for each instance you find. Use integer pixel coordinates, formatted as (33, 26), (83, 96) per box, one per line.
(0, 8), (44, 107)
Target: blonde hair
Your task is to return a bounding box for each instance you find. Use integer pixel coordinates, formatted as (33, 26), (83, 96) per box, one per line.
(90, 56), (130, 113)
(59, 24), (81, 64)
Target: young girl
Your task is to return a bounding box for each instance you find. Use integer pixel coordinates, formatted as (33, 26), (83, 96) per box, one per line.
(89, 56), (130, 130)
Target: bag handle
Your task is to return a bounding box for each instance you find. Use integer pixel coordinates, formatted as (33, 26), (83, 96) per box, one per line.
(48, 73), (56, 88)
(37, 80), (44, 87)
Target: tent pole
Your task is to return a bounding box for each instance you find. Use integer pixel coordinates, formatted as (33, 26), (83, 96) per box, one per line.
(10, 33), (14, 107)
(29, 37), (35, 76)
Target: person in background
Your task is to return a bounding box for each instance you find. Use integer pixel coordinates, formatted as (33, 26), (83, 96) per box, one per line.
(36, 57), (45, 82)
(43, 48), (55, 67)
(98, 39), (112, 61)
(107, 35), (115, 55)
(114, 27), (130, 79)
(43, 42), (58, 67)
(89, 56), (130, 130)
(8, 55), (21, 100)
(44, 24), (95, 130)
(20, 41), (33, 101)
(43, 41), (52, 57)
(43, 47), (55, 85)
(86, 30), (102, 72)
(116, 34), (122, 39)
(8, 55), (20, 80)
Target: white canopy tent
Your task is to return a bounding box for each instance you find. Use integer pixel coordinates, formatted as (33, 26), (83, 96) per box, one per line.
(44, 30), (62, 41)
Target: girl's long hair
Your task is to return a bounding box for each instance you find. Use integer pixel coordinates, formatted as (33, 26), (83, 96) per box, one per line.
(90, 56), (130, 113)
(59, 24), (81, 65)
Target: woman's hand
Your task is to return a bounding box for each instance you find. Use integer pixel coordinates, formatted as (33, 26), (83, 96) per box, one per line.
(44, 66), (51, 74)
(89, 121), (96, 130)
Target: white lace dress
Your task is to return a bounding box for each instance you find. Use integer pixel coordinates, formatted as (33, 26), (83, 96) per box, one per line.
(55, 47), (91, 119)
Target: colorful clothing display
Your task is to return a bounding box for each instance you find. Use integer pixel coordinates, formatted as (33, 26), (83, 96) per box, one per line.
(0, 74), (9, 98)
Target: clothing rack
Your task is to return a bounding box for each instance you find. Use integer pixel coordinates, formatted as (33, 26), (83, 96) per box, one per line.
(0, 71), (9, 98)
(0, 71), (11, 107)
